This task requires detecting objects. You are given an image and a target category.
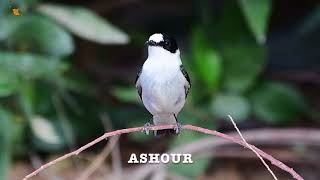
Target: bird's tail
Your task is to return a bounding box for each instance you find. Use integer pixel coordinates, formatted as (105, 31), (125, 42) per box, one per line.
(153, 115), (177, 137)
(155, 129), (177, 137)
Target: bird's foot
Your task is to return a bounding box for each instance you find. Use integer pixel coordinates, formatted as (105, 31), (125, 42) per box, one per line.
(142, 122), (152, 135)
(174, 122), (182, 134)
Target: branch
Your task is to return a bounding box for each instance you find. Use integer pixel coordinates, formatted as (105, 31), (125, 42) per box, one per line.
(23, 124), (304, 180)
(228, 115), (278, 180)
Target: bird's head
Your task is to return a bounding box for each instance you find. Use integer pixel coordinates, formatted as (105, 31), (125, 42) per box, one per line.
(146, 33), (179, 57)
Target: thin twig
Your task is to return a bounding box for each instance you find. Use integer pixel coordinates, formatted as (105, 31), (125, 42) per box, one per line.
(228, 115), (278, 180)
(23, 124), (304, 180)
(29, 153), (57, 180)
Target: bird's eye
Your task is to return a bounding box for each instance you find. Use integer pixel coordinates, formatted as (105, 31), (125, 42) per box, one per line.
(165, 41), (169, 45)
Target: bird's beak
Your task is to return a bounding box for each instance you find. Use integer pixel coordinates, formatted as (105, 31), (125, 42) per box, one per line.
(145, 40), (157, 46)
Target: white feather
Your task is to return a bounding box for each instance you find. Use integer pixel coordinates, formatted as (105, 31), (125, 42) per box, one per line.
(148, 33), (164, 43)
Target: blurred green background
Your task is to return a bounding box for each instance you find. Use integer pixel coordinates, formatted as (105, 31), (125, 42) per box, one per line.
(0, 0), (320, 179)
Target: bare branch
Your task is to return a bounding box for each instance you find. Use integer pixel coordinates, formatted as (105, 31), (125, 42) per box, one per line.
(228, 115), (278, 180)
(23, 124), (304, 180)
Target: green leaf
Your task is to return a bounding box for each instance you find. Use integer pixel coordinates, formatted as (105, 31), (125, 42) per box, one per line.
(30, 116), (66, 151)
(0, 52), (69, 80)
(211, 94), (250, 121)
(18, 81), (35, 118)
(111, 87), (140, 104)
(0, 107), (13, 180)
(37, 4), (130, 44)
(0, 15), (24, 40)
(56, 69), (95, 95)
(10, 115), (27, 156)
(51, 94), (76, 148)
(191, 28), (222, 91)
(251, 82), (307, 124)
(8, 15), (74, 57)
(0, 0), (9, 14)
(298, 6), (320, 35)
(0, 69), (19, 97)
(199, 50), (221, 90)
(214, 2), (266, 93)
(221, 44), (266, 93)
(238, 0), (272, 44)
(191, 27), (209, 56)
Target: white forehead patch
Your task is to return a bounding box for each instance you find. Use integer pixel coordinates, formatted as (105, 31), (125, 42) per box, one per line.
(149, 33), (163, 43)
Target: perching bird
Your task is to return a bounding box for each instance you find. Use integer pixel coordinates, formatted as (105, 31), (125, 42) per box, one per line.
(135, 33), (191, 136)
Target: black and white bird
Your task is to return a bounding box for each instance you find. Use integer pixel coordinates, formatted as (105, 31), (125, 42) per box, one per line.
(135, 33), (191, 136)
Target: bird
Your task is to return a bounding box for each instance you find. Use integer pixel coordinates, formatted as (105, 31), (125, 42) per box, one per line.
(135, 33), (191, 136)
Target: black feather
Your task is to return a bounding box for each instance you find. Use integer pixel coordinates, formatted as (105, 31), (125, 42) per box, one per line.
(155, 129), (177, 137)
(135, 67), (143, 100)
(179, 65), (191, 98)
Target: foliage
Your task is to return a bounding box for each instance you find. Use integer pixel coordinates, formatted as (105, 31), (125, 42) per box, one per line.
(250, 82), (307, 124)
(239, 0), (271, 44)
(0, 0), (129, 178)
(37, 4), (129, 44)
(211, 94), (250, 121)
(0, 107), (13, 180)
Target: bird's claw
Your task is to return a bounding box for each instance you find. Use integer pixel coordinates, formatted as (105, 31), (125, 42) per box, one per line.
(142, 122), (152, 135)
(174, 122), (182, 134)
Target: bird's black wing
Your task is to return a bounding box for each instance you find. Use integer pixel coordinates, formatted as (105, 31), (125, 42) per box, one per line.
(135, 67), (143, 101)
(179, 65), (191, 98)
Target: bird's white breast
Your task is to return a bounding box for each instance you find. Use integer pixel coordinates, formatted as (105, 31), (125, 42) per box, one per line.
(140, 54), (186, 116)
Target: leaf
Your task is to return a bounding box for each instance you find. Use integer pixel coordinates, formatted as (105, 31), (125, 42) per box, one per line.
(199, 50), (221, 90)
(0, 52), (69, 80)
(111, 87), (141, 104)
(238, 0), (272, 44)
(30, 116), (66, 151)
(0, 15), (24, 40)
(18, 81), (35, 118)
(0, 69), (19, 97)
(57, 69), (95, 95)
(51, 94), (76, 148)
(191, 28), (222, 91)
(191, 27), (209, 55)
(8, 15), (74, 57)
(298, 6), (320, 36)
(211, 94), (250, 121)
(10, 115), (27, 156)
(215, 2), (266, 93)
(221, 44), (266, 93)
(37, 4), (130, 44)
(0, 107), (13, 180)
(251, 82), (307, 124)
(0, 0), (9, 14)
